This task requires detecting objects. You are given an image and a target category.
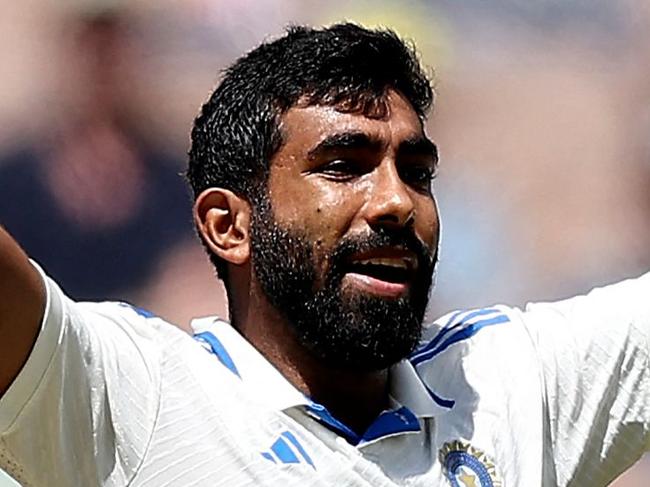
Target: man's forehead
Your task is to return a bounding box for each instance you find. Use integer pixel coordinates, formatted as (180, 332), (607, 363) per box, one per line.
(279, 93), (425, 148)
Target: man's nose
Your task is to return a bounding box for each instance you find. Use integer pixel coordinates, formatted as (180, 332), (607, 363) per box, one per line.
(363, 164), (415, 230)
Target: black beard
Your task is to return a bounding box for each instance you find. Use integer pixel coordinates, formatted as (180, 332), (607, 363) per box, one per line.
(249, 200), (436, 372)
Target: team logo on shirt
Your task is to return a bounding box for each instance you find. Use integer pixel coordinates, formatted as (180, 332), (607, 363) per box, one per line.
(439, 440), (502, 487)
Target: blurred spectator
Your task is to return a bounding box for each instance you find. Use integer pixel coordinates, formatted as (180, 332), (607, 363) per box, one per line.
(0, 9), (193, 301)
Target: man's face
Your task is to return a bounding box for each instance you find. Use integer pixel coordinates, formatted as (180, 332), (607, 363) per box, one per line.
(250, 90), (440, 371)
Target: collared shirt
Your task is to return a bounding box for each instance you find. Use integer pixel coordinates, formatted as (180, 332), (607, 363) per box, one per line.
(191, 317), (447, 447)
(1, 266), (649, 486)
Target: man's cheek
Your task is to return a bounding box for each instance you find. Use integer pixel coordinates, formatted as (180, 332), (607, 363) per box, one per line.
(312, 243), (336, 287)
(417, 211), (439, 249)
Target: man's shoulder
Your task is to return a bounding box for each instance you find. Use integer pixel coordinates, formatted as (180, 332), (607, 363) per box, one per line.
(57, 295), (199, 369)
(71, 299), (176, 334)
(412, 305), (524, 367)
(407, 305), (543, 422)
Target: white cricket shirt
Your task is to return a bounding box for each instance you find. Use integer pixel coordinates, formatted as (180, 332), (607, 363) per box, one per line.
(0, 266), (649, 486)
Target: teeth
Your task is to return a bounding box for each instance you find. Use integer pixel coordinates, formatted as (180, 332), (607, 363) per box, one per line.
(355, 258), (409, 269)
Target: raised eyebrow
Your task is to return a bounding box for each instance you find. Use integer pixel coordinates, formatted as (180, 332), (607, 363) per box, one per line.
(398, 136), (439, 164)
(307, 131), (382, 161)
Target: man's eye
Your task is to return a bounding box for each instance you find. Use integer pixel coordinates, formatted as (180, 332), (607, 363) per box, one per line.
(319, 159), (362, 180)
(402, 166), (436, 186)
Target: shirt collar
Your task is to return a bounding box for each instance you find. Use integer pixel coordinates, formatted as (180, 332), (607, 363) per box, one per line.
(190, 317), (451, 418)
(191, 317), (308, 411)
(389, 359), (455, 417)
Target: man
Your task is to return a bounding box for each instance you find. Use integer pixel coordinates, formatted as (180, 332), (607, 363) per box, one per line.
(0, 23), (648, 487)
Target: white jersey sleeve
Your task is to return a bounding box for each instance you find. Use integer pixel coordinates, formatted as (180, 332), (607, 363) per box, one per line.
(0, 266), (162, 486)
(522, 272), (650, 485)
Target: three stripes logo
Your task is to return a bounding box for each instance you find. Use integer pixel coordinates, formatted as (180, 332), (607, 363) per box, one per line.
(261, 431), (315, 469)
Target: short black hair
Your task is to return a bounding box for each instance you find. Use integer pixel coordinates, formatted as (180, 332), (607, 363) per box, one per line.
(187, 23), (433, 282)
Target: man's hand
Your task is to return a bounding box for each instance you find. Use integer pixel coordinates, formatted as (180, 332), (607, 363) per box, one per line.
(0, 226), (45, 395)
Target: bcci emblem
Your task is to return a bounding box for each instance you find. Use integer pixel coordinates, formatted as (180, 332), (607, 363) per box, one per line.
(439, 440), (503, 487)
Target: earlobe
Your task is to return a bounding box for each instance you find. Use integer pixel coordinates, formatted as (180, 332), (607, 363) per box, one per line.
(194, 188), (251, 266)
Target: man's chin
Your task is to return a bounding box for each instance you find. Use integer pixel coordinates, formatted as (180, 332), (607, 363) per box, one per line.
(296, 296), (425, 372)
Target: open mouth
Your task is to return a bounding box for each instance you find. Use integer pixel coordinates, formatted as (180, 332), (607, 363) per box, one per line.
(343, 251), (417, 297)
(347, 259), (411, 284)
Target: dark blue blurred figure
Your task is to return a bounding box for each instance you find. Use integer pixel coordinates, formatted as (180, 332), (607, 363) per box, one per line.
(0, 10), (192, 300)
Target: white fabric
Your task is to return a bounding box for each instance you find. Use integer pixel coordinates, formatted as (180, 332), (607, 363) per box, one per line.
(0, 267), (648, 486)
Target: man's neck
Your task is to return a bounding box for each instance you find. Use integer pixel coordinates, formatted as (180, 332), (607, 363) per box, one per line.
(233, 290), (389, 435)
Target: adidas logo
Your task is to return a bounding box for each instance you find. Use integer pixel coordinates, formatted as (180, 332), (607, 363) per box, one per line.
(261, 431), (315, 469)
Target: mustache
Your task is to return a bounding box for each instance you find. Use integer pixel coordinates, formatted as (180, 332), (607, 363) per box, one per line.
(328, 227), (436, 276)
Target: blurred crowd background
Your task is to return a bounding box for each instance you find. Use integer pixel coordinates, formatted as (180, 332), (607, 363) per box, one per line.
(1, 0), (649, 484)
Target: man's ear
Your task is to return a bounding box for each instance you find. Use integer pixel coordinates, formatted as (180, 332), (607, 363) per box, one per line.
(193, 188), (251, 266)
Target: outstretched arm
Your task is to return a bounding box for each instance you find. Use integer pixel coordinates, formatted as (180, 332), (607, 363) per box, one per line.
(0, 226), (161, 485)
(0, 225), (45, 395)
